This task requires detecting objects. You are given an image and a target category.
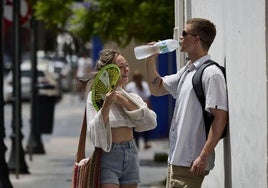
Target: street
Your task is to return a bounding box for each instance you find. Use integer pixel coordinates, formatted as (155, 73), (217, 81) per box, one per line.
(4, 93), (168, 188)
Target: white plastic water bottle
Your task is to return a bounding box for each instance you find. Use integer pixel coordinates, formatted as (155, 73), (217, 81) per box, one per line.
(134, 39), (180, 60)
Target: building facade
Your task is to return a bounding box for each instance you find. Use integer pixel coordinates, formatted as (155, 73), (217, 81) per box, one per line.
(174, 0), (267, 187)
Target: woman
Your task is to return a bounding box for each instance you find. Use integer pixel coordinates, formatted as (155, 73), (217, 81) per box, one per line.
(86, 49), (157, 188)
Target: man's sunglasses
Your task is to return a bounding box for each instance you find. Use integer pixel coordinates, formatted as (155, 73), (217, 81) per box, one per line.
(182, 30), (198, 37)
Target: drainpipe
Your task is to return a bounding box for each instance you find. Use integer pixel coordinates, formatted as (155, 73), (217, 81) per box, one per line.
(174, 0), (185, 69)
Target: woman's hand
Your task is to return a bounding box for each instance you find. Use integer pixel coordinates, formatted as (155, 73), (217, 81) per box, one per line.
(103, 90), (117, 107)
(103, 90), (134, 109)
(101, 90), (138, 124)
(101, 90), (117, 124)
(115, 92), (139, 111)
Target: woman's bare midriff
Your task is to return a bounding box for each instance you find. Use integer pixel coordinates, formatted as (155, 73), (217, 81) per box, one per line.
(111, 127), (134, 143)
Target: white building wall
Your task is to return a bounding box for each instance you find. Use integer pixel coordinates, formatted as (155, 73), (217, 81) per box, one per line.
(176, 0), (267, 187)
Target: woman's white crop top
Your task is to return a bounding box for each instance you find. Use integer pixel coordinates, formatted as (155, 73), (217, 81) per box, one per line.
(86, 87), (157, 152)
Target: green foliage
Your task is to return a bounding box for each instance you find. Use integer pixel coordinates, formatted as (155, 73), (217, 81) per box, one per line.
(32, 0), (174, 47)
(33, 0), (73, 31)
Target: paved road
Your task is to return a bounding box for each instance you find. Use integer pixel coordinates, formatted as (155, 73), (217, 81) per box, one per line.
(4, 94), (168, 188)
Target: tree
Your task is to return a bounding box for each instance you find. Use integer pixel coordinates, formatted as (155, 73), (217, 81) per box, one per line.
(32, 0), (174, 47)
(32, 0), (73, 32)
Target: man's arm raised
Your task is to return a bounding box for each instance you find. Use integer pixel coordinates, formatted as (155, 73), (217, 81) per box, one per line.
(145, 55), (168, 96)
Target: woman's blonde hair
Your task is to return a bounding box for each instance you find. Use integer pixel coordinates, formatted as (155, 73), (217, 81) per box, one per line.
(95, 49), (120, 70)
(78, 49), (120, 92)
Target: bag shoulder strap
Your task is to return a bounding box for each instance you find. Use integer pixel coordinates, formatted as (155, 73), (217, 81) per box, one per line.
(75, 108), (87, 162)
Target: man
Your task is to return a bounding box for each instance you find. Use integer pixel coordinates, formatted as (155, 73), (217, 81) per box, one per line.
(145, 18), (228, 188)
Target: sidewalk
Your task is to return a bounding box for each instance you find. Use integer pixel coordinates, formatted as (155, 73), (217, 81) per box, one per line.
(5, 94), (168, 188)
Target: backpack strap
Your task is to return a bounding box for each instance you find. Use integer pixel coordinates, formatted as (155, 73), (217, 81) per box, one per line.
(192, 60), (226, 139)
(192, 60), (220, 109)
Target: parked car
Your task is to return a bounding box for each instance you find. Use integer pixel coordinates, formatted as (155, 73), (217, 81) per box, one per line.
(4, 60), (62, 103)
(47, 56), (72, 92)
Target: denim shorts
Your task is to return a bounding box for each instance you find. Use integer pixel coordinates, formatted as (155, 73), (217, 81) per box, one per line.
(100, 139), (140, 185)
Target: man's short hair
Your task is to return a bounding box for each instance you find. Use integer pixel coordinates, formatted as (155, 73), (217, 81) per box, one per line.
(187, 18), (216, 50)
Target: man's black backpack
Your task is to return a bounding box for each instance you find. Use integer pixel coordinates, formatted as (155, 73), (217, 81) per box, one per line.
(192, 60), (227, 139)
